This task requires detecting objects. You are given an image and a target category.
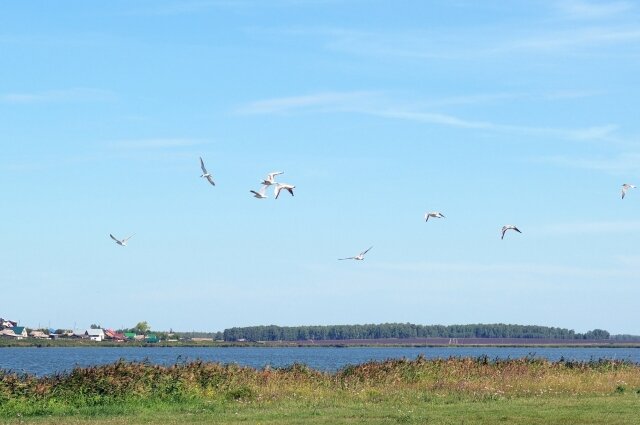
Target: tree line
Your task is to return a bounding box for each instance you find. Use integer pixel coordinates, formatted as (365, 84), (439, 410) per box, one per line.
(222, 323), (611, 341)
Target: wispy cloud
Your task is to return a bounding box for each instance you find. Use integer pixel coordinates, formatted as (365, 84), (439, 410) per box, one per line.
(0, 88), (116, 104)
(108, 138), (207, 150)
(497, 28), (640, 53)
(372, 260), (637, 279)
(555, 0), (635, 20)
(237, 91), (377, 114)
(131, 0), (344, 15)
(540, 152), (640, 173)
(238, 91), (620, 143)
(264, 21), (640, 61)
(535, 220), (640, 235)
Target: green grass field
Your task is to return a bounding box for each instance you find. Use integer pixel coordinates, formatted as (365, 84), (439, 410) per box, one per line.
(1, 357), (639, 424)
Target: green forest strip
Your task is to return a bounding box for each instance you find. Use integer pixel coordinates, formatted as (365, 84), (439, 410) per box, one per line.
(223, 323), (614, 341)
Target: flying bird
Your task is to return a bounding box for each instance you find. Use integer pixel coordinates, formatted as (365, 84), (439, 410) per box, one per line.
(110, 233), (135, 246)
(339, 246), (373, 261)
(261, 171), (284, 186)
(501, 225), (521, 240)
(424, 211), (445, 222)
(622, 183), (636, 199)
(199, 157), (215, 186)
(250, 185), (268, 199)
(274, 183), (295, 199)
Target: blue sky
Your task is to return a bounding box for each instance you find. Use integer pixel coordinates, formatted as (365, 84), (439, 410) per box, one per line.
(2, 0), (640, 334)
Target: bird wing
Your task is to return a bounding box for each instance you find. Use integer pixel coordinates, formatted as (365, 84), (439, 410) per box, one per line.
(268, 171), (284, 180)
(124, 234), (135, 242)
(250, 190), (259, 196)
(274, 185), (282, 199)
(514, 227), (522, 233)
(338, 256), (355, 260)
(110, 234), (119, 242)
(206, 175), (215, 186)
(361, 246), (373, 256)
(286, 187), (294, 196)
(501, 229), (507, 239)
(424, 213), (429, 222)
(622, 187), (626, 199)
(200, 157), (209, 174)
(259, 185), (268, 196)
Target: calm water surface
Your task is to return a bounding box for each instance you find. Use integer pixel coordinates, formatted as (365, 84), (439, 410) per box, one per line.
(1, 346), (639, 376)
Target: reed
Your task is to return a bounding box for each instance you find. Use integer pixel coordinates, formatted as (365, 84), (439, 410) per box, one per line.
(1, 356), (639, 422)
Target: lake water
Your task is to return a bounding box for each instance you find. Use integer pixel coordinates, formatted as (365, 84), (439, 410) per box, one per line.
(1, 346), (639, 376)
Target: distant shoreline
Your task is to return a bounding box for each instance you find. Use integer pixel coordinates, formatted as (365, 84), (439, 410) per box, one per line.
(2, 338), (640, 348)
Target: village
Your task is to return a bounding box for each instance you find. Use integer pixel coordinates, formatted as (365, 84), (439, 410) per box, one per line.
(0, 317), (165, 343)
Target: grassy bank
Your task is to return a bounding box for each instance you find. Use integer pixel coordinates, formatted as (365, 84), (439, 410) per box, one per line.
(1, 356), (639, 424)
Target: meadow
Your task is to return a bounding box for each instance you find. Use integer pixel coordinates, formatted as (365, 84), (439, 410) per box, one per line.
(1, 356), (639, 424)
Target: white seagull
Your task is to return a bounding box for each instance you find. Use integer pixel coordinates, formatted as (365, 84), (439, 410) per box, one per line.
(339, 246), (373, 261)
(110, 233), (135, 246)
(199, 157), (215, 186)
(424, 211), (445, 222)
(261, 171), (284, 186)
(274, 183), (295, 199)
(501, 225), (521, 240)
(250, 185), (268, 199)
(622, 183), (636, 199)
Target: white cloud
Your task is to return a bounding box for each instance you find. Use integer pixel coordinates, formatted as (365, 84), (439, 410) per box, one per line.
(371, 260), (637, 279)
(498, 28), (640, 53)
(108, 138), (206, 150)
(238, 91), (620, 143)
(535, 220), (640, 235)
(0, 88), (116, 104)
(540, 153), (640, 173)
(555, 0), (634, 20)
(237, 91), (378, 114)
(267, 23), (640, 61)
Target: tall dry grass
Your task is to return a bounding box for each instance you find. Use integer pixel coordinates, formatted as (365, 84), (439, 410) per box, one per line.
(1, 356), (639, 416)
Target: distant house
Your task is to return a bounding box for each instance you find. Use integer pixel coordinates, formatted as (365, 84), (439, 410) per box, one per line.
(86, 329), (105, 342)
(124, 332), (136, 340)
(72, 330), (88, 339)
(11, 326), (27, 339)
(104, 329), (126, 341)
(0, 329), (16, 338)
(29, 330), (48, 339)
(145, 334), (159, 343)
(0, 318), (17, 328)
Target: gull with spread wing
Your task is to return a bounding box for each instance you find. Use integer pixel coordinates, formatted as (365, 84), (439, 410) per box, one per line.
(339, 246), (373, 261)
(622, 183), (636, 199)
(110, 233), (135, 247)
(274, 183), (295, 199)
(199, 157), (215, 186)
(261, 171), (284, 186)
(250, 185), (268, 199)
(424, 211), (445, 222)
(501, 225), (521, 240)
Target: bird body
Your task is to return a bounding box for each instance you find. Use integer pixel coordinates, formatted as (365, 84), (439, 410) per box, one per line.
(250, 185), (268, 199)
(501, 225), (521, 240)
(274, 183), (295, 199)
(110, 233), (135, 246)
(622, 183), (636, 199)
(339, 246), (373, 261)
(425, 211), (445, 222)
(261, 171), (284, 186)
(199, 157), (215, 186)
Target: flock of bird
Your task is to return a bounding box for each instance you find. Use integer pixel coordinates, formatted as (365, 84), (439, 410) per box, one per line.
(109, 157), (637, 261)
